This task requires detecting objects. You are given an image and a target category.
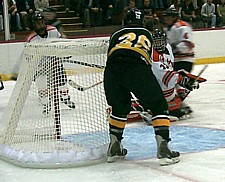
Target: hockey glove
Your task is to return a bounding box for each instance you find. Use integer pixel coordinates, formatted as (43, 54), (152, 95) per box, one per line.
(177, 88), (190, 100)
(177, 69), (207, 91)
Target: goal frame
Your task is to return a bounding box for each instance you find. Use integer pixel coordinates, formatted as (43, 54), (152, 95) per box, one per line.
(0, 38), (110, 168)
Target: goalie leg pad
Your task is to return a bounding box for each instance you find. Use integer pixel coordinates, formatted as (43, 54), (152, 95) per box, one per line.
(168, 96), (182, 112)
(168, 96), (193, 119)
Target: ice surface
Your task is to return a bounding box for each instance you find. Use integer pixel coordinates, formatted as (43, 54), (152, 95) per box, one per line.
(1, 63), (225, 182)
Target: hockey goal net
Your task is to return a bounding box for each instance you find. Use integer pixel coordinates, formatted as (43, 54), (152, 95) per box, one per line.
(0, 38), (109, 168)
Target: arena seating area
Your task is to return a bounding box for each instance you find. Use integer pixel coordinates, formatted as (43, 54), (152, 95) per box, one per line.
(0, 0), (224, 41)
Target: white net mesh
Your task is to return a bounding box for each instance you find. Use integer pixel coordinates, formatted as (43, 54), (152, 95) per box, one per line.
(0, 38), (110, 168)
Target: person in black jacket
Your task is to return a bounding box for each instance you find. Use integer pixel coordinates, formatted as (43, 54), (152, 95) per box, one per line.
(81, 0), (103, 27)
(15, 0), (30, 30)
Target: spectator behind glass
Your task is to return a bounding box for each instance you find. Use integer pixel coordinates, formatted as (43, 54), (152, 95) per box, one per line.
(64, 0), (81, 17)
(217, 0), (225, 27)
(112, 0), (125, 25)
(151, 0), (164, 9)
(181, 0), (200, 28)
(123, 0), (136, 21)
(99, 0), (114, 25)
(34, 0), (49, 11)
(123, 0), (143, 8)
(16, 0), (30, 30)
(43, 7), (67, 38)
(141, 0), (160, 27)
(26, 0), (36, 30)
(81, 0), (103, 27)
(8, 0), (23, 31)
(0, 0), (3, 31)
(169, 0), (182, 18)
(201, 0), (216, 28)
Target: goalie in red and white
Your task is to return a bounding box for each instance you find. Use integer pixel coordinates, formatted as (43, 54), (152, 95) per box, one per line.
(25, 11), (75, 114)
(129, 29), (206, 123)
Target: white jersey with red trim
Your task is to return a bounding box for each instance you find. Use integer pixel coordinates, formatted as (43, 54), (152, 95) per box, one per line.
(151, 43), (179, 102)
(25, 25), (61, 42)
(166, 20), (195, 63)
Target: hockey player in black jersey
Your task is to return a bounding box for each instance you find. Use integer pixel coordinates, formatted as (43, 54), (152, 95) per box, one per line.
(104, 8), (181, 166)
(104, 8), (205, 165)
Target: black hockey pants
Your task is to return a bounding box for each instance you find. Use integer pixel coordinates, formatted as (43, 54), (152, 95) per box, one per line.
(104, 58), (168, 119)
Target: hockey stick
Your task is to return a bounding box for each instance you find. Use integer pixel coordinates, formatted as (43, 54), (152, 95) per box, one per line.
(0, 75), (4, 90)
(182, 64), (208, 100)
(50, 56), (105, 69)
(66, 59), (105, 69)
(68, 79), (103, 91)
(70, 60), (105, 69)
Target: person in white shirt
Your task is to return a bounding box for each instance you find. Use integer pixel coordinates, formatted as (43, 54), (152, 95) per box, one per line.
(201, 0), (217, 28)
(25, 11), (75, 114)
(34, 0), (49, 12)
(217, 0), (225, 28)
(162, 7), (196, 113)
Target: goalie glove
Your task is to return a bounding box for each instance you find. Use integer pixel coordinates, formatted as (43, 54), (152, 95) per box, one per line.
(177, 88), (190, 100)
(177, 69), (207, 91)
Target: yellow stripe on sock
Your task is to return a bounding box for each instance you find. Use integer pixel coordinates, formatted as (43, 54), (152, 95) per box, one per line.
(109, 118), (126, 129)
(152, 119), (170, 127)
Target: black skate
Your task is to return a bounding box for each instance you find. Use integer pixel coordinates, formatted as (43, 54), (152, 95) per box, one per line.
(156, 135), (180, 166)
(61, 96), (75, 109)
(107, 134), (127, 163)
(169, 106), (193, 119)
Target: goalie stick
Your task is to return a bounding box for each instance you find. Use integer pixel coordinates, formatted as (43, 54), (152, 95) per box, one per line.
(182, 64), (208, 100)
(68, 79), (103, 91)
